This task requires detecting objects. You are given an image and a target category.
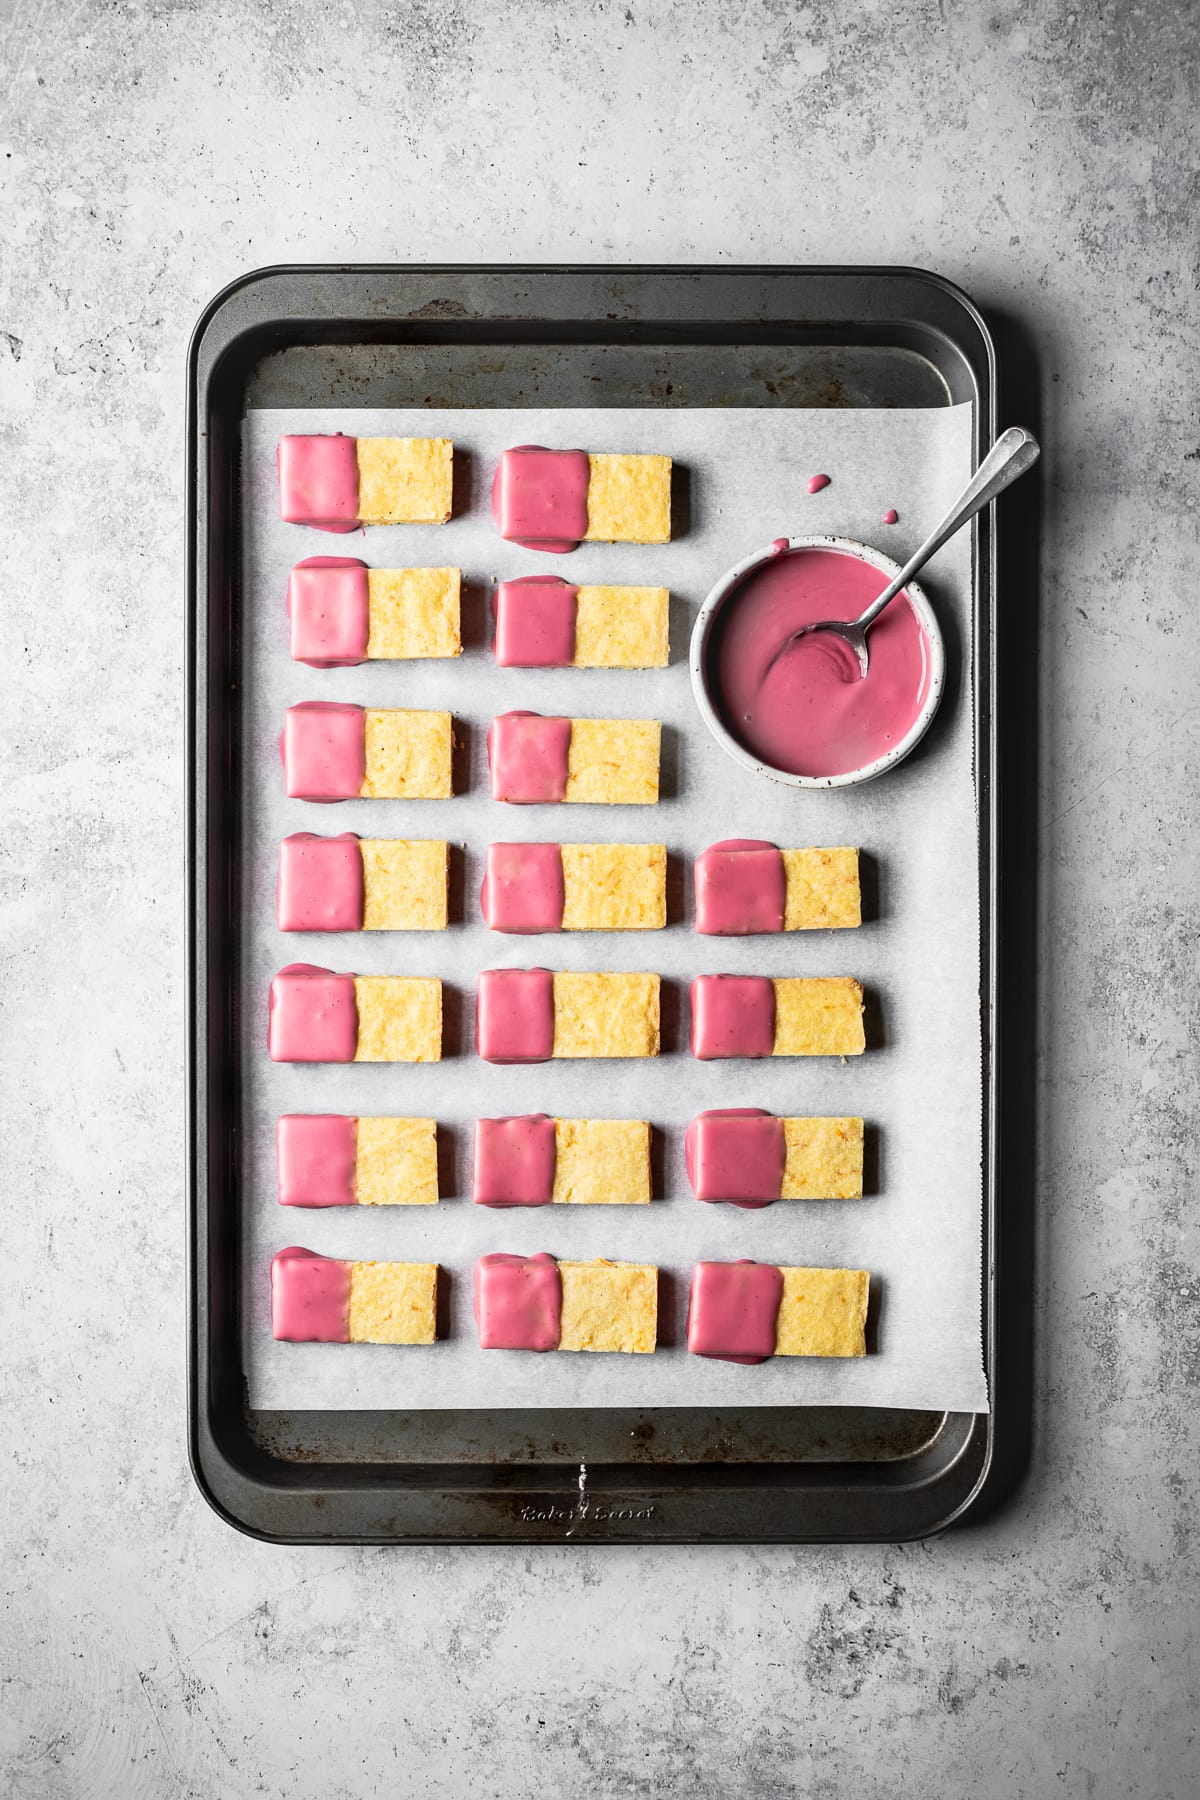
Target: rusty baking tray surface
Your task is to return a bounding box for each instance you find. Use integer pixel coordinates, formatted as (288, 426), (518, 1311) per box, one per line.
(187, 265), (1034, 1542)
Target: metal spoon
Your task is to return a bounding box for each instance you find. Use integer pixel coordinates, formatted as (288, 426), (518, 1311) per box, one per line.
(768, 425), (1040, 679)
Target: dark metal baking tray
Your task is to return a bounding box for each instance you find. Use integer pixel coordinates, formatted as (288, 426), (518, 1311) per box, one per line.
(187, 264), (1035, 1542)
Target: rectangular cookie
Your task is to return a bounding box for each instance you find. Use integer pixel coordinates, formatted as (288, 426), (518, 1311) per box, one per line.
(271, 1247), (439, 1344)
(694, 841), (861, 934)
(287, 560), (461, 665)
(278, 434), (453, 530)
(475, 968), (660, 1062)
(480, 841), (666, 932)
(686, 1261), (869, 1361)
(689, 974), (865, 1058)
(277, 834), (449, 932)
(473, 1252), (657, 1353)
(491, 445), (671, 549)
(487, 712), (660, 805)
(281, 703), (454, 801)
(492, 576), (669, 668)
(268, 963), (442, 1063)
(685, 1111), (863, 1203)
(277, 1114), (439, 1207)
(472, 1115), (651, 1206)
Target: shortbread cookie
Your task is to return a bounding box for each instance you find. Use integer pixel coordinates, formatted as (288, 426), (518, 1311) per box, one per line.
(271, 1247), (439, 1344)
(277, 834), (449, 932)
(491, 446), (671, 551)
(473, 1253), (657, 1353)
(684, 1111), (863, 1204)
(268, 963), (441, 1063)
(287, 558), (461, 665)
(472, 1115), (651, 1207)
(689, 974), (865, 1058)
(492, 576), (668, 668)
(281, 703), (453, 801)
(686, 1261), (869, 1361)
(480, 842), (666, 932)
(277, 435), (453, 530)
(276, 1115), (439, 1207)
(475, 968), (660, 1063)
(487, 712), (660, 805)
(694, 841), (861, 934)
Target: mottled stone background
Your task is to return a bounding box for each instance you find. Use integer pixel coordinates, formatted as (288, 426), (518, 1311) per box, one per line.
(1, 0), (1197, 1794)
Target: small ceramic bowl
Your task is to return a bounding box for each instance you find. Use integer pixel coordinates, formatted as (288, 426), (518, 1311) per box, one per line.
(689, 533), (946, 790)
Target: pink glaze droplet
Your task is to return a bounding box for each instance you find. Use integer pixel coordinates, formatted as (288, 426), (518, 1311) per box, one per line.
(806, 473), (831, 494)
(882, 508), (899, 525)
(770, 537), (789, 556)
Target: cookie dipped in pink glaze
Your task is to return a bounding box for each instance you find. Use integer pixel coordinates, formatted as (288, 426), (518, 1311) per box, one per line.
(684, 1109), (786, 1208)
(475, 967), (555, 1063)
(474, 1252), (562, 1350)
(271, 1247), (352, 1340)
(473, 1115), (557, 1206)
(277, 435), (360, 532)
(686, 1260), (784, 1363)
(277, 833), (364, 932)
(694, 840), (786, 936)
(281, 702), (366, 801)
(276, 1115), (357, 1208)
(268, 963), (358, 1063)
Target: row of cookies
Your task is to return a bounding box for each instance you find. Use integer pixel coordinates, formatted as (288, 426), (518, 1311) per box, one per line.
(272, 1249), (869, 1362)
(276, 1112), (864, 1209)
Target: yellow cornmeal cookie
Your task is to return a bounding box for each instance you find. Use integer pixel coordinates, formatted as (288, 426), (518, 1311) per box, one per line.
(355, 438), (453, 525)
(584, 454), (672, 544)
(782, 848), (862, 931)
(361, 710), (453, 799)
(552, 1120), (651, 1205)
(572, 585), (669, 668)
(771, 977), (865, 1056)
(781, 1117), (864, 1200)
(360, 840), (449, 931)
(552, 971), (660, 1059)
(347, 1260), (439, 1344)
(558, 1260), (658, 1353)
(353, 976), (442, 1062)
(354, 1117), (439, 1206)
(365, 568), (461, 660)
(774, 1267), (869, 1358)
(560, 844), (667, 931)
(564, 718), (661, 805)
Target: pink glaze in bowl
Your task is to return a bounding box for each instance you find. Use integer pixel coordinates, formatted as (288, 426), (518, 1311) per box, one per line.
(689, 534), (946, 790)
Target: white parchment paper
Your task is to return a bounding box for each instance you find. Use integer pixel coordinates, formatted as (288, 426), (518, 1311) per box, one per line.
(240, 404), (987, 1414)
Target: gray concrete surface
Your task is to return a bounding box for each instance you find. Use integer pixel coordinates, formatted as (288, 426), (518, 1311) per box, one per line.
(2, 0), (1197, 1794)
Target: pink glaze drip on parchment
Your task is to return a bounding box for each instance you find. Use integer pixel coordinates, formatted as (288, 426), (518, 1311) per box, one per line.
(806, 473), (831, 494)
(277, 832), (364, 932)
(713, 547), (932, 779)
(287, 557), (370, 665)
(686, 1259), (784, 1363)
(276, 1114), (357, 1208)
(475, 967), (555, 1063)
(684, 1109), (786, 1209)
(480, 843), (565, 932)
(281, 702), (366, 801)
(277, 435), (360, 533)
(694, 839), (785, 935)
(493, 576), (579, 666)
(881, 508), (899, 524)
(271, 1247), (352, 1340)
(690, 974), (776, 1060)
(492, 446), (589, 553)
(268, 963), (358, 1063)
(487, 712), (572, 803)
(474, 1252), (562, 1350)
(473, 1115), (557, 1206)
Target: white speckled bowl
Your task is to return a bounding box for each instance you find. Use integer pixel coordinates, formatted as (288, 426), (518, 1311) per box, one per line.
(689, 533), (946, 790)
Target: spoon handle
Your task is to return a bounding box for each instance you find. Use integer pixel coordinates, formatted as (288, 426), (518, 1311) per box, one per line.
(855, 426), (1040, 631)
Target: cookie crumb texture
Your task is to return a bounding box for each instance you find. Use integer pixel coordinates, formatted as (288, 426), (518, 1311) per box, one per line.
(356, 438), (453, 524)
(584, 454), (672, 544)
(560, 843), (667, 930)
(553, 1120), (652, 1206)
(558, 1260), (658, 1352)
(573, 584), (669, 667)
(552, 971), (661, 1058)
(355, 1117), (439, 1206)
(348, 1260), (439, 1344)
(774, 1267), (869, 1357)
(366, 567), (461, 659)
(565, 718), (661, 805)
(362, 710), (454, 799)
(352, 976), (442, 1062)
(772, 977), (865, 1056)
(360, 839), (449, 931)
